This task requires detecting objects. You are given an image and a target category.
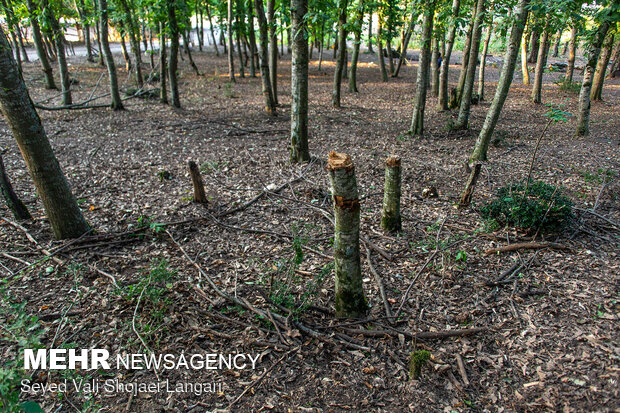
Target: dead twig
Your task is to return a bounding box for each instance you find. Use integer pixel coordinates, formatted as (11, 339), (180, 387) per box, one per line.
(484, 241), (569, 255)
(365, 245), (393, 320)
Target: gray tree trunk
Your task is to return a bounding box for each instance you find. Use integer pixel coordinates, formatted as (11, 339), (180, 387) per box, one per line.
(290, 0), (310, 163)
(98, 0), (123, 110)
(478, 21), (493, 100)
(431, 37), (440, 96)
(349, 1), (365, 92)
(606, 41), (620, 78)
(520, 28), (530, 85)
(393, 10), (417, 78)
(437, 0), (460, 110)
(380, 157), (401, 232)
(531, 28), (549, 103)
(227, 0), (236, 81)
(377, 21), (389, 82)
(332, 0), (348, 108)
(168, 1), (181, 108)
(267, 0), (278, 104)
(42, 0), (72, 105)
(454, 17), (474, 108)
(0, 153), (32, 220)
(565, 24), (578, 82)
(367, 12), (374, 53)
(0, 26), (90, 239)
(159, 23), (168, 104)
(327, 151), (367, 318)
(118, 0), (143, 87)
(205, 2), (220, 56)
(409, 6), (434, 136)
(469, 0), (530, 162)
(576, 21), (611, 136)
(255, 0), (276, 115)
(26, 0), (56, 89)
(590, 33), (614, 101)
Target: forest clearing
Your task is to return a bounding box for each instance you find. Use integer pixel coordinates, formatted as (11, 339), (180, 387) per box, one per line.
(0, 0), (619, 411)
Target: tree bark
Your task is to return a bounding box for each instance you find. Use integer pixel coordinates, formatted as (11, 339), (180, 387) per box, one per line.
(267, 0), (278, 104)
(117, 0), (143, 87)
(381, 157), (401, 232)
(478, 20), (493, 101)
(41, 0), (72, 105)
(520, 30), (530, 85)
(168, 1), (181, 108)
(527, 30), (539, 63)
(409, 5), (434, 136)
(454, 0), (485, 130)
(551, 30), (561, 57)
(248, 0), (258, 77)
(76, 0), (94, 62)
(367, 12), (374, 53)
(437, 0), (460, 111)
(393, 9), (417, 78)
(0, 26), (90, 239)
(469, 0), (530, 162)
(0, 153), (32, 220)
(431, 37), (440, 96)
(235, 0), (245, 78)
(590, 33), (614, 101)
(227, 0), (236, 81)
(205, 2), (220, 56)
(576, 21), (611, 136)
(98, 0), (124, 110)
(565, 24), (578, 82)
(377, 20), (388, 82)
(290, 0), (310, 163)
(188, 161), (208, 203)
(159, 23), (168, 104)
(332, 0), (348, 108)
(349, 1), (365, 92)
(531, 27), (549, 104)
(26, 0), (57, 89)
(120, 32), (132, 71)
(606, 40), (620, 78)
(454, 16), (474, 108)
(327, 151), (367, 319)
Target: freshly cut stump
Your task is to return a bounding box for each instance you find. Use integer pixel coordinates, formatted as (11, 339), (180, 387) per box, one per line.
(381, 156), (402, 232)
(327, 151), (367, 318)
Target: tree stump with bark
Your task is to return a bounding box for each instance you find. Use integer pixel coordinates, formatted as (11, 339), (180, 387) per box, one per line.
(381, 156), (402, 232)
(188, 161), (208, 204)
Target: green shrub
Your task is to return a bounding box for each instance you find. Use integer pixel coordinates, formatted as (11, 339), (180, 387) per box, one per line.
(480, 181), (573, 232)
(555, 80), (581, 94)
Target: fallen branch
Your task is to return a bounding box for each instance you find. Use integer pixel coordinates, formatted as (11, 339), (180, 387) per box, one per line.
(343, 327), (487, 341)
(484, 242), (569, 256)
(365, 246), (392, 319)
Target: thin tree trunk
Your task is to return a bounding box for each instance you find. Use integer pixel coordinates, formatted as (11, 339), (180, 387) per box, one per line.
(478, 20), (493, 101)
(469, 0), (530, 162)
(0, 26), (90, 239)
(576, 21), (611, 136)
(168, 1), (181, 108)
(42, 0), (72, 105)
(377, 20), (388, 82)
(393, 10), (417, 78)
(159, 23), (168, 104)
(409, 5), (434, 136)
(182, 30), (201, 75)
(148, 27), (155, 68)
(235, 1), (245, 78)
(0, 153), (32, 220)
(367, 12), (374, 53)
(454, 0), (485, 130)
(349, 1), (365, 93)
(93, 5), (104, 66)
(206, 2), (220, 56)
(521, 30), (530, 85)
(267, 0), (278, 104)
(227, 0), (236, 81)
(531, 27), (549, 104)
(552, 30), (561, 57)
(431, 37), (440, 96)
(527, 30), (539, 63)
(16, 23), (29, 63)
(76, 0), (94, 62)
(565, 24), (578, 82)
(120, 33), (132, 71)
(248, 0), (258, 77)
(98, 0), (123, 110)
(318, 22), (324, 70)
(590, 33), (614, 101)
(455, 17), (474, 108)
(26, 0), (57, 89)
(118, 0), (143, 87)
(437, 0), (460, 111)
(381, 157), (401, 232)
(290, 0), (310, 163)
(606, 40), (620, 79)
(332, 0), (348, 108)
(254, 0), (276, 115)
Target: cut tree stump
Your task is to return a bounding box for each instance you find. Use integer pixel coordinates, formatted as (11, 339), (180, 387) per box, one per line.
(381, 156), (402, 232)
(188, 161), (208, 204)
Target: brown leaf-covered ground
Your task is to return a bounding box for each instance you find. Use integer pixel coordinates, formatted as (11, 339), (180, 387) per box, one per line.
(1, 46), (619, 412)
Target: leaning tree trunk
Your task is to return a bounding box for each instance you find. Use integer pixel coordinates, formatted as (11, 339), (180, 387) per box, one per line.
(254, 0), (276, 115)
(393, 10), (417, 78)
(227, 0), (236, 82)
(267, 0), (278, 104)
(380, 156), (401, 232)
(205, 2), (220, 56)
(182, 30), (201, 75)
(531, 27), (549, 104)
(168, 2), (181, 108)
(26, 0), (57, 89)
(606, 41), (620, 79)
(377, 21), (389, 82)
(454, 17), (474, 108)
(0, 153), (32, 220)
(327, 151), (367, 319)
(77, 0), (94, 62)
(349, 1), (365, 92)
(454, 0), (485, 130)
(332, 0), (348, 108)
(159, 23), (168, 104)
(0, 26), (90, 239)
(98, 0), (123, 110)
(590, 33), (614, 101)
(41, 0), (72, 105)
(118, 0), (144, 87)
(478, 20), (493, 101)
(565, 24), (578, 82)
(290, 0), (310, 163)
(469, 0), (530, 162)
(120, 33), (132, 70)
(575, 21), (611, 137)
(409, 5), (434, 136)
(437, 0), (460, 111)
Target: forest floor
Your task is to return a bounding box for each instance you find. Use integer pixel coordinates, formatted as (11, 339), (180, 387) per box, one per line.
(1, 46), (619, 412)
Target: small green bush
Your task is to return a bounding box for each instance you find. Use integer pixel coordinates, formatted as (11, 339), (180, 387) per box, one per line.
(480, 181), (573, 232)
(555, 80), (581, 94)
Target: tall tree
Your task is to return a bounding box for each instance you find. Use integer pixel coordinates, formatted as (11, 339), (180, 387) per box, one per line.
(0, 26), (90, 239)
(168, 0), (181, 108)
(531, 21), (549, 103)
(267, 0), (278, 104)
(41, 0), (72, 105)
(26, 0), (57, 89)
(409, 3), (434, 136)
(349, 0), (365, 92)
(290, 0), (310, 162)
(468, 0), (530, 162)
(228, 0), (236, 81)
(590, 32), (615, 101)
(332, 0), (348, 108)
(98, 0), (123, 110)
(255, 0), (276, 115)
(565, 21), (579, 82)
(437, 0), (460, 111)
(477, 17), (493, 100)
(118, 0), (144, 87)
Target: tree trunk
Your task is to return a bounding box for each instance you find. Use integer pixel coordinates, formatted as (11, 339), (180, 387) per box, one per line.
(0, 153), (32, 220)
(267, 0), (278, 104)
(227, 0), (236, 81)
(527, 30), (539, 63)
(454, 0), (485, 130)
(393, 10), (417, 78)
(531, 28), (549, 103)
(552, 30), (561, 57)
(380, 157), (401, 232)
(469, 0), (530, 162)
(16, 23), (29, 63)
(576, 21), (611, 136)
(254, 0), (276, 115)
(205, 2), (220, 56)
(188, 161), (208, 203)
(120, 33), (132, 70)
(431, 37), (440, 96)
(606, 40), (620, 79)
(0, 26), (90, 239)
(235, 0), (245, 78)
(367, 12), (374, 53)
(182, 30), (201, 75)
(118, 0), (143, 87)
(454, 17), (474, 108)
(377, 21), (388, 82)
(93, 6), (104, 66)
(98, 0), (123, 110)
(26, 0), (57, 89)
(437, 0), (461, 111)
(349, 2), (364, 92)
(332, 0), (348, 108)
(327, 151), (367, 319)
(159, 23), (168, 104)
(520, 30), (530, 85)
(248, 0), (258, 77)
(478, 20), (493, 101)
(565, 24), (578, 82)
(41, 0), (72, 105)
(590, 33), (614, 101)
(409, 5), (434, 136)
(290, 0), (310, 163)
(76, 0), (93, 62)
(168, 1), (181, 108)
(318, 23), (324, 70)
